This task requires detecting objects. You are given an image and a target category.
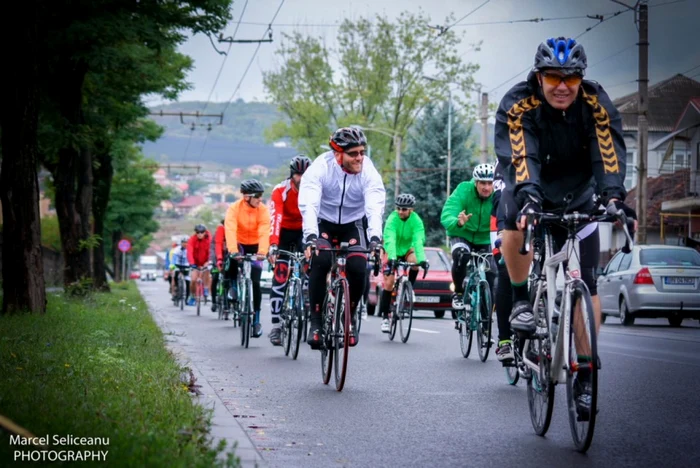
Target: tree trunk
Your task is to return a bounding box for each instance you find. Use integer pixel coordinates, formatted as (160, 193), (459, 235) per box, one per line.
(52, 59), (91, 287)
(0, 2), (47, 314)
(92, 147), (113, 291)
(112, 230), (123, 282)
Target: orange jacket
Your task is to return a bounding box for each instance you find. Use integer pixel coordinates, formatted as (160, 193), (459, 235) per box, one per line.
(225, 199), (271, 255)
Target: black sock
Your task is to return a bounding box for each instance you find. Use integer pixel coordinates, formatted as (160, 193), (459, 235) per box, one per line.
(379, 290), (392, 319)
(408, 269), (418, 285)
(512, 280), (529, 303)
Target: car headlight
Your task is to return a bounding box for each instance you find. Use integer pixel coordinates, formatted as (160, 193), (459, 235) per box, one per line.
(449, 282), (455, 292)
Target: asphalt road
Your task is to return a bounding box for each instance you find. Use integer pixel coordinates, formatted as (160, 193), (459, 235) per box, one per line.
(138, 281), (700, 468)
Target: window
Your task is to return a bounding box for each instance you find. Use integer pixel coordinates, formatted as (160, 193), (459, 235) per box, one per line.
(618, 252), (633, 272)
(672, 149), (690, 171)
(604, 252), (624, 274)
(425, 249), (450, 271)
(640, 248), (700, 266)
(624, 151), (636, 190)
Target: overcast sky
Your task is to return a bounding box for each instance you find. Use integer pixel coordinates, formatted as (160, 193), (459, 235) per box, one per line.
(154, 0), (700, 109)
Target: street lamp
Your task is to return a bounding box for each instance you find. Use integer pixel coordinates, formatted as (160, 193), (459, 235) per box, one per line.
(350, 124), (402, 200)
(423, 76), (454, 203)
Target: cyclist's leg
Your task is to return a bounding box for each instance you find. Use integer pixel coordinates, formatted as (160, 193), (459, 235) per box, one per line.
(449, 237), (470, 309)
(405, 249), (419, 285)
(307, 222), (333, 347)
(211, 270), (219, 310)
(270, 229), (295, 329)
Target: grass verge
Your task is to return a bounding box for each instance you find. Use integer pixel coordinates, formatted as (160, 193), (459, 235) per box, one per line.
(0, 282), (239, 467)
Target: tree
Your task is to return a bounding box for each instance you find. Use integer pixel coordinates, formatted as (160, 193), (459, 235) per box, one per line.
(0, 1), (47, 314)
(263, 10), (479, 172)
(401, 102), (477, 246)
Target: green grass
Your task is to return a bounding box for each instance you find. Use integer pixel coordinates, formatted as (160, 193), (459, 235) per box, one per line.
(0, 283), (239, 467)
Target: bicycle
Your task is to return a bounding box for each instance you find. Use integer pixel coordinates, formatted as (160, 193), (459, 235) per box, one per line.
(234, 254), (263, 349)
(276, 249), (309, 360)
(191, 265), (211, 317)
(386, 260), (428, 343)
(312, 241), (379, 392)
(214, 260), (234, 323)
(518, 205), (633, 452)
(456, 251), (493, 362)
(173, 266), (189, 311)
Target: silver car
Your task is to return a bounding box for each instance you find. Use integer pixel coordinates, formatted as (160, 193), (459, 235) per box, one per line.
(597, 245), (700, 326)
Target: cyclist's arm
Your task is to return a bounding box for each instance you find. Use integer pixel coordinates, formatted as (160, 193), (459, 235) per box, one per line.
(215, 226), (225, 263)
(382, 212), (398, 260)
(584, 85), (628, 205)
(224, 201), (239, 254)
(269, 185), (283, 246)
(257, 204), (271, 256)
(164, 250), (171, 270)
(440, 182), (466, 231)
(411, 214), (427, 263)
(362, 157), (386, 241)
(494, 90), (543, 206)
(186, 236), (195, 265)
(298, 159), (324, 240)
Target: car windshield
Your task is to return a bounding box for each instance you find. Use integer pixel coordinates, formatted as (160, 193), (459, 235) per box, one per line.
(640, 248), (700, 267)
(425, 249), (450, 271)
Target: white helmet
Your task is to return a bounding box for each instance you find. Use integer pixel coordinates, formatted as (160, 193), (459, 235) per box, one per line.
(472, 163), (495, 181)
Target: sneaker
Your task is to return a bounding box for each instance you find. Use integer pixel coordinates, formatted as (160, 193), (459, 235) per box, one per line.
(574, 376), (593, 422)
(211, 303), (218, 313)
(187, 296), (196, 306)
(307, 328), (322, 349)
(348, 326), (358, 347)
(496, 340), (515, 362)
(381, 319), (390, 333)
(361, 306), (368, 321)
(509, 300), (536, 334)
(204, 287), (209, 297)
(268, 327), (282, 346)
(451, 293), (465, 310)
(253, 323), (263, 338)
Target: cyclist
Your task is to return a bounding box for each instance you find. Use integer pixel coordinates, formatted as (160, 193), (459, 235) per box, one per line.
(299, 126), (385, 349)
(170, 237), (190, 302)
(225, 179), (271, 338)
(267, 154), (312, 346)
(210, 219), (226, 313)
(495, 37), (637, 417)
(164, 242), (177, 283)
(378, 193), (428, 333)
(440, 163), (496, 328)
(187, 224), (212, 306)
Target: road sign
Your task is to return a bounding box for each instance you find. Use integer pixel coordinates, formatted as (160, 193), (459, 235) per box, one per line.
(118, 239), (132, 253)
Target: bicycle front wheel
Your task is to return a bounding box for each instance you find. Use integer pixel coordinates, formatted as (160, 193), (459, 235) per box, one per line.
(282, 282), (293, 356)
(459, 286), (473, 358)
(321, 294), (333, 385)
(398, 280), (414, 343)
(566, 280), (598, 453)
(476, 280), (493, 362)
(290, 280), (303, 360)
(333, 279), (351, 392)
(527, 290), (554, 436)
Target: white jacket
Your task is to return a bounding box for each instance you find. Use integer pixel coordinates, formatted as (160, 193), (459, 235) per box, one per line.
(298, 151), (386, 241)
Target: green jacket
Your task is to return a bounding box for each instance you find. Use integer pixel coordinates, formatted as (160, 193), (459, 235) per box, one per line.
(440, 179), (493, 245)
(383, 211), (426, 263)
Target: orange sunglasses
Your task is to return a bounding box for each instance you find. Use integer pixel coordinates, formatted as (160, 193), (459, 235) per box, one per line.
(541, 71), (582, 87)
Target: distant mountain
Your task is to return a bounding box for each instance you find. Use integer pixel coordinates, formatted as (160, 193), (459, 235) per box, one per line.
(143, 100), (297, 168)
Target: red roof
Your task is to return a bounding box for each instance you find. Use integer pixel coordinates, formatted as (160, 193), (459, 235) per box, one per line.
(176, 195), (205, 208)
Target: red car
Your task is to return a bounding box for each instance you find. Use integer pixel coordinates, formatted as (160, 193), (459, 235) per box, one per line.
(368, 247), (455, 319)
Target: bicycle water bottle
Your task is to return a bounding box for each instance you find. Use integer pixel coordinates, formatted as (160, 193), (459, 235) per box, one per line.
(551, 290), (562, 338)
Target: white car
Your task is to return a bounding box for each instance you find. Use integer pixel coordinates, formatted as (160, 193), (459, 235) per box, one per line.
(261, 259), (273, 293)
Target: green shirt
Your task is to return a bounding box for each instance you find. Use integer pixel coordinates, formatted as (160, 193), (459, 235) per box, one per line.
(440, 179), (493, 245)
(382, 211), (426, 262)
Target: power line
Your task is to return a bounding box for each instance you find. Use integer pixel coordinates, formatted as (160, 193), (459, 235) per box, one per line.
(444, 0), (490, 32)
(202, 0), (250, 112)
(588, 43), (636, 69)
(681, 64), (700, 74)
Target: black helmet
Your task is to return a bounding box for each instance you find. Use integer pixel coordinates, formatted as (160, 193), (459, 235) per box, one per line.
(395, 193), (416, 208)
(180, 237), (188, 244)
(533, 37), (587, 75)
(290, 154), (312, 175)
(329, 127), (367, 152)
(194, 224), (207, 233)
(240, 179), (264, 195)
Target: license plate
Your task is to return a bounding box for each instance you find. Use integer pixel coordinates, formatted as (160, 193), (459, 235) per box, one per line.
(664, 277), (695, 285)
(415, 296), (440, 303)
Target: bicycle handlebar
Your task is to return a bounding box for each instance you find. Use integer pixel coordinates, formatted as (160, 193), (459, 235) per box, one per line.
(391, 260), (429, 279)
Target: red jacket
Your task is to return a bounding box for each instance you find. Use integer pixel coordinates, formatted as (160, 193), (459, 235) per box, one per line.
(187, 230), (212, 267)
(269, 179), (302, 246)
(214, 225), (226, 262)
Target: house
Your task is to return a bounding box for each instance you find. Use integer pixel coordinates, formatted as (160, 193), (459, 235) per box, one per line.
(160, 200), (174, 212)
(174, 195), (205, 215)
(247, 164), (269, 177)
(613, 74), (700, 190)
(230, 168), (243, 178)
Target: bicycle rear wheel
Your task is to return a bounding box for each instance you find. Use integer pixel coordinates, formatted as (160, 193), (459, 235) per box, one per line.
(389, 287), (398, 341)
(196, 280), (201, 316)
(179, 276), (185, 310)
(566, 280), (598, 453)
(476, 280), (493, 362)
(240, 281), (250, 347)
(282, 282), (293, 356)
(321, 294), (333, 385)
(333, 279), (351, 391)
(526, 290), (554, 436)
(399, 280), (414, 343)
(291, 280), (303, 360)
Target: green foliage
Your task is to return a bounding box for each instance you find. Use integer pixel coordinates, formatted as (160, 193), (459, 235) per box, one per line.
(401, 102), (477, 246)
(40, 215), (62, 251)
(0, 283), (238, 466)
(263, 10), (480, 173)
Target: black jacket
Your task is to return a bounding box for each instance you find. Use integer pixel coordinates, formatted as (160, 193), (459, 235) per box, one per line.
(494, 72), (627, 210)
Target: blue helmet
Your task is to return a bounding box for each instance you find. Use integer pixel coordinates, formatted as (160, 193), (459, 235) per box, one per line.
(534, 37), (587, 75)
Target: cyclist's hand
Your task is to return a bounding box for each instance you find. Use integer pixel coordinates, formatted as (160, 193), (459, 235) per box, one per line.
(268, 244), (278, 263)
(189, 264), (197, 270)
(369, 236), (381, 255)
(457, 211), (472, 227)
(419, 260), (429, 270)
(217, 260), (223, 270)
(607, 199), (637, 252)
(383, 259), (396, 276)
(304, 235), (318, 260)
(516, 196), (542, 231)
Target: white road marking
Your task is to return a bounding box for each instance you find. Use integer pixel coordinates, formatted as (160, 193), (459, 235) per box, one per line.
(411, 328), (440, 334)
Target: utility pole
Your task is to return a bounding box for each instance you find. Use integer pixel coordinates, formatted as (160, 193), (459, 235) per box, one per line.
(446, 88), (452, 248)
(480, 92), (489, 163)
(636, 1), (649, 244)
(394, 135), (402, 200)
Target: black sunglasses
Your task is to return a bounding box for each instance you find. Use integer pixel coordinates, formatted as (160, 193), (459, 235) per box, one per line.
(345, 149), (366, 158)
(250, 192), (263, 199)
(396, 207), (410, 212)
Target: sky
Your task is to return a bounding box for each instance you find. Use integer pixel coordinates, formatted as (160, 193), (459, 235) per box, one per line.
(151, 0), (700, 110)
